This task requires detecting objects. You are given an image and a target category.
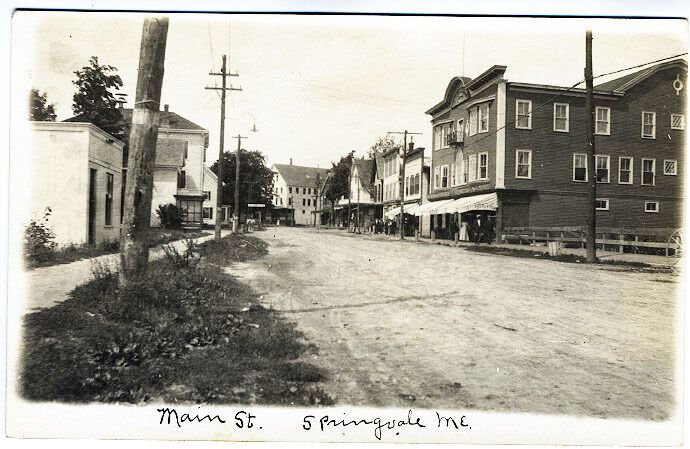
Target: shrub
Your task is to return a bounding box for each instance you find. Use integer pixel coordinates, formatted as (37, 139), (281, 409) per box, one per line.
(24, 208), (57, 265)
(161, 238), (200, 268)
(156, 204), (185, 229)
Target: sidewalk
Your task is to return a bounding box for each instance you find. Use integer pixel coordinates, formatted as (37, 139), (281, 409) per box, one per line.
(23, 231), (229, 314)
(316, 226), (672, 267)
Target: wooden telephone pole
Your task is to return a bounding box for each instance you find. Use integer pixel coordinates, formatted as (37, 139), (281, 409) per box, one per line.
(585, 30), (597, 263)
(387, 130), (422, 240)
(120, 16), (169, 284)
(205, 55), (241, 240)
(232, 135), (247, 233)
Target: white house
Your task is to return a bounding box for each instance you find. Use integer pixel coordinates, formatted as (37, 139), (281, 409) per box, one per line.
(201, 165), (231, 227)
(120, 105), (210, 227)
(28, 121), (124, 246)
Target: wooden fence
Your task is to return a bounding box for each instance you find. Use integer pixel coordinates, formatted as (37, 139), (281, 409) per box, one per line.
(502, 226), (681, 254)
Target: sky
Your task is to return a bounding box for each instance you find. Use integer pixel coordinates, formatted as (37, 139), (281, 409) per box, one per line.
(12, 12), (688, 169)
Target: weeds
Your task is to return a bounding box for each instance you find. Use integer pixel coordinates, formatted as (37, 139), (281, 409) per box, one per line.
(161, 238), (201, 268)
(21, 234), (332, 406)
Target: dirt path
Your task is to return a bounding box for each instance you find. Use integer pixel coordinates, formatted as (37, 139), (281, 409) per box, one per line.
(232, 226), (679, 420)
(23, 231), (224, 313)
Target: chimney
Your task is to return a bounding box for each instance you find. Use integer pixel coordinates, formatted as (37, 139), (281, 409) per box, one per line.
(164, 104), (169, 112)
(289, 158), (293, 165)
(408, 142), (414, 151)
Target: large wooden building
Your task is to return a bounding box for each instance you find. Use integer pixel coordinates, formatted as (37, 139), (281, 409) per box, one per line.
(424, 60), (686, 242)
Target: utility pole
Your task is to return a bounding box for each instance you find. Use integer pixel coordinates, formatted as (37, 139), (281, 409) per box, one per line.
(585, 30), (597, 263)
(314, 172), (320, 227)
(205, 54), (241, 240)
(347, 161), (352, 232)
(387, 130), (422, 240)
(356, 165), (360, 233)
(231, 135), (247, 233)
(120, 16), (169, 285)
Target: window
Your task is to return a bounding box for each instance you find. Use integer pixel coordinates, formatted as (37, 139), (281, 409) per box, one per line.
(307, 198), (311, 206)
(203, 148), (206, 162)
(619, 157), (633, 184)
(644, 201), (659, 213)
(289, 187), (292, 194)
(177, 199), (202, 224)
(177, 170), (186, 189)
(469, 108), (478, 135)
(664, 159), (677, 176)
(596, 155), (610, 183)
(434, 126), (442, 150)
(203, 207), (213, 219)
(595, 107), (610, 135)
(434, 166), (440, 189)
(458, 155), (466, 185)
(302, 198), (306, 206)
(183, 141), (189, 159)
(642, 158), (656, 186)
(105, 173), (114, 226)
(468, 155), (477, 182)
(414, 174), (420, 195)
(303, 187), (307, 194)
(478, 103), (489, 133)
(642, 111), (656, 139)
(405, 177), (410, 196)
(553, 103), (569, 132)
(573, 154), (587, 182)
(204, 190), (211, 201)
(515, 100), (532, 129)
(457, 119), (465, 139)
(441, 165), (449, 188)
(595, 199), (610, 211)
(478, 153), (488, 180)
(515, 150), (532, 179)
(302, 210), (305, 214)
(671, 114), (685, 130)
(288, 197), (292, 205)
(450, 163), (456, 186)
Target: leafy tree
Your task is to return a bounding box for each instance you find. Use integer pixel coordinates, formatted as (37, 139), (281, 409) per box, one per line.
(367, 134), (398, 158)
(29, 89), (57, 121)
(72, 56), (124, 137)
(210, 150), (275, 215)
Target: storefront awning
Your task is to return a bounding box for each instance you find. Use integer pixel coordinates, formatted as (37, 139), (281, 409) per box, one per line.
(414, 199), (454, 216)
(384, 202), (420, 219)
(436, 192), (498, 215)
(384, 206), (400, 219)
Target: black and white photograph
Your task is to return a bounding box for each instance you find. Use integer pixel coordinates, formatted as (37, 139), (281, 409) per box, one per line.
(3, 2), (688, 446)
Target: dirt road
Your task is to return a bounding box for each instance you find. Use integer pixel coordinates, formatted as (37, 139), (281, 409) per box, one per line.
(232, 227), (678, 419)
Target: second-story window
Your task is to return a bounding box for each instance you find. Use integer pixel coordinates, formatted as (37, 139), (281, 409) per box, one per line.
(554, 103), (569, 132)
(642, 111), (656, 139)
(468, 155), (477, 182)
(515, 99), (532, 129)
(642, 158), (656, 186)
(177, 170), (186, 189)
(441, 165), (449, 188)
(183, 141), (189, 159)
(478, 153), (488, 180)
(457, 119), (465, 139)
(596, 155), (610, 183)
(573, 154), (587, 182)
(619, 157), (633, 184)
(515, 150), (532, 179)
(595, 107), (610, 135)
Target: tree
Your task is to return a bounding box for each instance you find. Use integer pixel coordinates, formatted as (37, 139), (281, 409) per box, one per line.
(368, 134), (398, 158)
(324, 151), (354, 224)
(29, 89), (57, 121)
(72, 56), (124, 137)
(210, 150), (274, 215)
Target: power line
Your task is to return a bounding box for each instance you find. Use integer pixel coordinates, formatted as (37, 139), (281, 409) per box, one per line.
(592, 52), (687, 81)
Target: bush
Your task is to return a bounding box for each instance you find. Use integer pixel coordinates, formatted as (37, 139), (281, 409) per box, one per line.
(24, 208), (57, 265)
(156, 204), (185, 229)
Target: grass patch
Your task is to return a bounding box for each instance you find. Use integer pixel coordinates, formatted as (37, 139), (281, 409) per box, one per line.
(464, 245), (665, 271)
(26, 229), (210, 270)
(199, 233), (269, 265)
(20, 234), (332, 405)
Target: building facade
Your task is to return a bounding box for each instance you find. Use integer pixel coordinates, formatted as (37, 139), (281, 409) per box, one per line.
(272, 162), (329, 226)
(29, 121), (124, 246)
(120, 105), (211, 228)
(425, 60), (686, 242)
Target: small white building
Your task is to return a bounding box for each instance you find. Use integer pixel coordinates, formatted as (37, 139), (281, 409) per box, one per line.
(201, 166), (231, 227)
(28, 121), (124, 246)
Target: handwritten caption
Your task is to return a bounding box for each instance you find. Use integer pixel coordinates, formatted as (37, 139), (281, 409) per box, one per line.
(157, 407), (470, 440)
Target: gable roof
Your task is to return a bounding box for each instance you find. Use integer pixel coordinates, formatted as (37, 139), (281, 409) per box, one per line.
(373, 152), (385, 180)
(426, 65), (507, 116)
(595, 59), (687, 94)
(273, 164), (329, 187)
(65, 108), (207, 132)
(155, 139), (185, 168)
(352, 158), (375, 195)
